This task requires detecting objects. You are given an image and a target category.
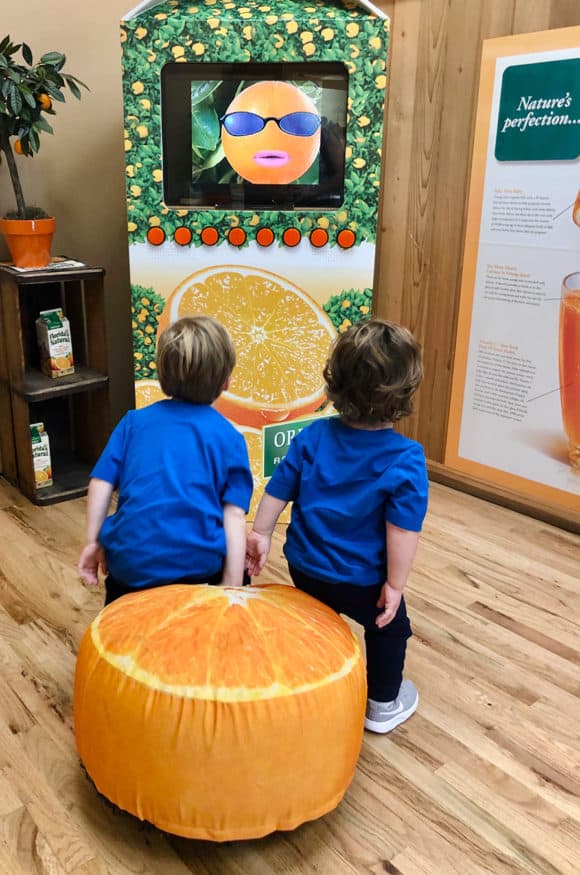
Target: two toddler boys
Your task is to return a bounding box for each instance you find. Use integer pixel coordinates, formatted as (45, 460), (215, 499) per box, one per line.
(78, 315), (428, 733)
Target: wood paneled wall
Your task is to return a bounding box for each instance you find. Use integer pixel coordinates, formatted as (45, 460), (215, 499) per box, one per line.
(374, 0), (580, 466)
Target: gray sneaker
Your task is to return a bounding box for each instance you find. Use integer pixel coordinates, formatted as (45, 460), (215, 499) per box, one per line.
(364, 680), (419, 733)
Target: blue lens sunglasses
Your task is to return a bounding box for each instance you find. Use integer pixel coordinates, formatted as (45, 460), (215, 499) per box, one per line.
(221, 111), (321, 137)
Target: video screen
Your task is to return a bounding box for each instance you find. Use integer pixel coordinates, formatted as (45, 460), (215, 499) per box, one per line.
(161, 61), (348, 210)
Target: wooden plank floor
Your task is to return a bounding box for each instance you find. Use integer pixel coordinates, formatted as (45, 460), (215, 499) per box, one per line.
(0, 476), (577, 874)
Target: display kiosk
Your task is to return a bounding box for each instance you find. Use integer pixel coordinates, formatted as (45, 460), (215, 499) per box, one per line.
(121, 0), (389, 513)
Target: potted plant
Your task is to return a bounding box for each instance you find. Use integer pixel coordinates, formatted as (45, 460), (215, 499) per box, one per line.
(0, 35), (87, 268)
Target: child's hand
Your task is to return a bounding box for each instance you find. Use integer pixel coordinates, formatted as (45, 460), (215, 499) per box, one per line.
(376, 582), (402, 628)
(78, 541), (108, 588)
(245, 530), (271, 576)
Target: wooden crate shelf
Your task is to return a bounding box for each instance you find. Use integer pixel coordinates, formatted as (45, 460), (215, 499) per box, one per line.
(0, 260), (110, 505)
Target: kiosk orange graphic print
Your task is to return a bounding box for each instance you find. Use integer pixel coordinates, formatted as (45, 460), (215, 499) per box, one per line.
(158, 265), (336, 428)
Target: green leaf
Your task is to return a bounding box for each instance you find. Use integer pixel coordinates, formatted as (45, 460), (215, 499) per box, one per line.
(44, 70), (64, 87)
(22, 43), (32, 65)
(21, 87), (36, 109)
(66, 75), (89, 91)
(190, 80), (221, 108)
(34, 116), (53, 134)
(28, 127), (39, 152)
(191, 102), (219, 152)
(39, 51), (65, 68)
(9, 89), (22, 115)
(67, 78), (81, 100)
(43, 85), (65, 102)
(200, 142), (225, 171)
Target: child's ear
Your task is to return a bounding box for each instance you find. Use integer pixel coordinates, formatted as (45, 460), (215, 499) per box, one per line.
(222, 376), (231, 391)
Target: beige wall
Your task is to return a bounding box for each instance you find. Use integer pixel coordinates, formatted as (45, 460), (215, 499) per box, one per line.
(1, 1), (134, 428)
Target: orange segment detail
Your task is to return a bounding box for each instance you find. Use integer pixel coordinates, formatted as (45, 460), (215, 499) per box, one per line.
(92, 585), (358, 699)
(146, 227), (165, 246)
(201, 227), (219, 246)
(174, 226), (192, 246)
(157, 265), (336, 428)
(228, 227), (246, 247)
(337, 228), (356, 249)
(256, 227), (275, 247)
(310, 228), (328, 248)
(282, 227), (301, 247)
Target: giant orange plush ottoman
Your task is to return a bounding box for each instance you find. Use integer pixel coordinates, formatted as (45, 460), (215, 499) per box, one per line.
(74, 583), (366, 841)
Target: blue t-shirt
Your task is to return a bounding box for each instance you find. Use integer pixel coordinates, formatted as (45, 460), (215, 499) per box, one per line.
(266, 418), (428, 586)
(91, 399), (253, 588)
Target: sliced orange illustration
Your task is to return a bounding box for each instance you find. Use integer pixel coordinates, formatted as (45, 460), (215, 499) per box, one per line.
(54, 356), (73, 369)
(157, 265), (336, 427)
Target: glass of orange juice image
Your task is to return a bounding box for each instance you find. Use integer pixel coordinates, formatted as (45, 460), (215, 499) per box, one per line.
(559, 273), (580, 468)
(573, 191), (580, 227)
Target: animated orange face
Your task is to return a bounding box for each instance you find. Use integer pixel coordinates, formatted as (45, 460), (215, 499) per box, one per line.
(221, 81), (321, 185)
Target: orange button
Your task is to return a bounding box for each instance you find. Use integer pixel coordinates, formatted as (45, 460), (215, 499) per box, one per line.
(201, 227), (219, 246)
(174, 226), (192, 246)
(228, 227), (247, 247)
(256, 227), (275, 247)
(282, 228), (301, 247)
(337, 228), (356, 249)
(146, 226), (165, 246)
(310, 228), (328, 248)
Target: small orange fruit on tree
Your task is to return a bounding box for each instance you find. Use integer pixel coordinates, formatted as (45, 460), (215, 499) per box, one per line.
(36, 92), (52, 111)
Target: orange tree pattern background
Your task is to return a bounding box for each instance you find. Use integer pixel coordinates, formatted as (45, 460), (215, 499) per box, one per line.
(121, 0), (389, 248)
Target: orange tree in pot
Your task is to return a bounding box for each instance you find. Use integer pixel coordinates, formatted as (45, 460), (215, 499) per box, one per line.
(0, 36), (87, 267)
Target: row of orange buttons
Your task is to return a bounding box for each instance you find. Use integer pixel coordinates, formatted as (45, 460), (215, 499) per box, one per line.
(146, 226), (356, 249)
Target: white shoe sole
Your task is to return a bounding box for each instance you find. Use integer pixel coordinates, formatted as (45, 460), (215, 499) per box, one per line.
(364, 697), (418, 734)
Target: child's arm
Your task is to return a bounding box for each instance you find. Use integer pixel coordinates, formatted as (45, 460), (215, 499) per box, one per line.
(246, 494), (288, 575)
(78, 477), (114, 587)
(375, 522), (420, 628)
(221, 503), (248, 586)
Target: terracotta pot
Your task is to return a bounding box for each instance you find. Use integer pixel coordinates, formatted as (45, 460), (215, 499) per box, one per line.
(0, 216), (56, 268)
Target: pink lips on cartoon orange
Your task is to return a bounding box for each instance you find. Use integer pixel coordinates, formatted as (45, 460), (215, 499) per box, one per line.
(253, 150), (290, 167)
(221, 81), (321, 185)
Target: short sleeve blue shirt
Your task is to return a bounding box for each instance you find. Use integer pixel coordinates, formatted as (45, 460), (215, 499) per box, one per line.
(265, 418), (428, 585)
(91, 399), (253, 588)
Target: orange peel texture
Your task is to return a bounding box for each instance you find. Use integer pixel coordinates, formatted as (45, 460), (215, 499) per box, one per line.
(74, 584), (366, 840)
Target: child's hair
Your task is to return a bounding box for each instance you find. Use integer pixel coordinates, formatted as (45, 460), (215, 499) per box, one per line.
(323, 319), (423, 425)
(157, 316), (235, 404)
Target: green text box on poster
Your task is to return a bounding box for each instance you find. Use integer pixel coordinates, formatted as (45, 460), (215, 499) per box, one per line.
(495, 58), (580, 161)
(263, 416), (334, 478)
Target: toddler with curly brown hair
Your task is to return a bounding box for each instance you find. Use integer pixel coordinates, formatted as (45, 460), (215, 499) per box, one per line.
(246, 319), (428, 733)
